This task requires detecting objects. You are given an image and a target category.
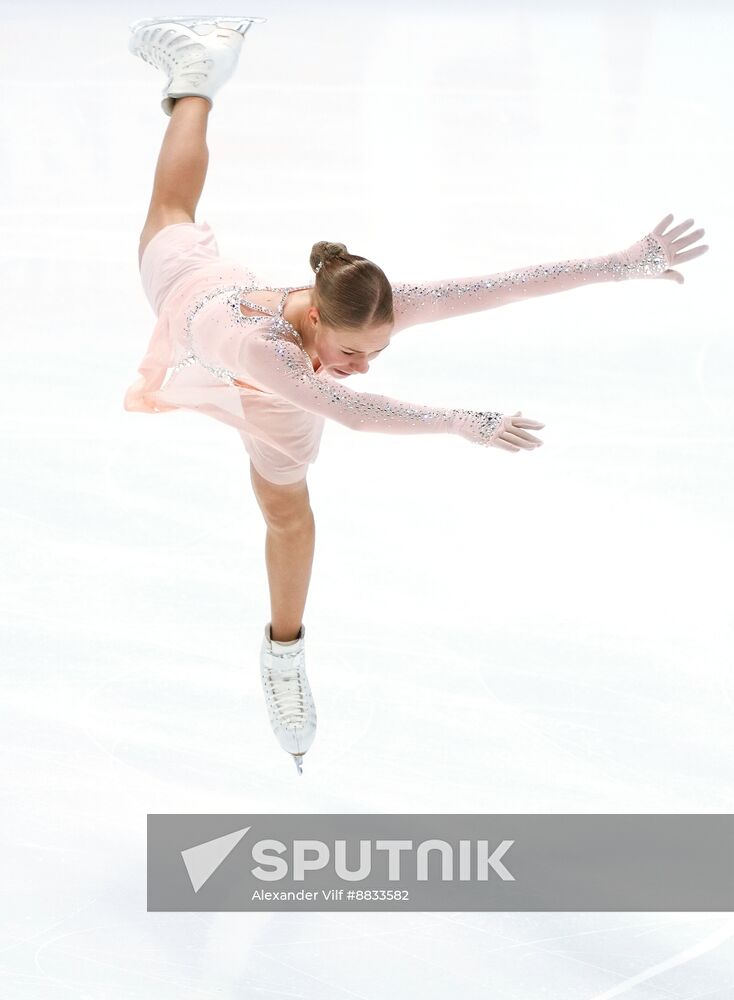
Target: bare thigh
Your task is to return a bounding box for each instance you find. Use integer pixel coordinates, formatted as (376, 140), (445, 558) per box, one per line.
(138, 206), (195, 269)
(249, 460), (311, 526)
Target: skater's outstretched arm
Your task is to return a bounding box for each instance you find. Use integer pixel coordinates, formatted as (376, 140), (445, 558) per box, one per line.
(239, 330), (543, 451)
(390, 214), (708, 334)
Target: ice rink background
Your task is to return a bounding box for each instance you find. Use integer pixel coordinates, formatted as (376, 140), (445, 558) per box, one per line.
(1, 0), (733, 996)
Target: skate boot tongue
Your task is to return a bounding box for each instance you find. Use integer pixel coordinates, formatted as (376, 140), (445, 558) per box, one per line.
(271, 639), (300, 663)
(270, 627), (304, 656)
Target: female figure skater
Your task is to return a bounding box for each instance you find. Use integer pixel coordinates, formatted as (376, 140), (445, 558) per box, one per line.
(126, 15), (708, 774)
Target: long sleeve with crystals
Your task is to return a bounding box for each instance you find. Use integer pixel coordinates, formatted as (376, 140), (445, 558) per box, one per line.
(389, 233), (669, 333)
(237, 324), (504, 444)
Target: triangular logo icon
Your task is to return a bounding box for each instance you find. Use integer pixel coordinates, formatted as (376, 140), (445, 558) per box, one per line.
(181, 826), (251, 892)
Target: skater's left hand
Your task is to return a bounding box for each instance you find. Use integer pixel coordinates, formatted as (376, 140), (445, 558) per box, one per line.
(617, 214), (709, 284)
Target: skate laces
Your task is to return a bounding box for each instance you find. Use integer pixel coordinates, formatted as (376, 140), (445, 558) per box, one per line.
(265, 657), (309, 729)
(134, 28), (210, 73)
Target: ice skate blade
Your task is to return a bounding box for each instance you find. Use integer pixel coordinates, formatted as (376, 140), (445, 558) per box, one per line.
(130, 15), (267, 37)
(292, 753), (305, 775)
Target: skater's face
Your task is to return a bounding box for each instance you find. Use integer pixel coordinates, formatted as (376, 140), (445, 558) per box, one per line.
(315, 320), (393, 378)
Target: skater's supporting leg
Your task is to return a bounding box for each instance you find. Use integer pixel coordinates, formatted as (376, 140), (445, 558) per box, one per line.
(138, 96), (211, 266)
(249, 462), (315, 643)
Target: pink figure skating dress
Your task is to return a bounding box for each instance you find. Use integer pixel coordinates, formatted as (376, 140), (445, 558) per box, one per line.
(126, 220), (668, 483)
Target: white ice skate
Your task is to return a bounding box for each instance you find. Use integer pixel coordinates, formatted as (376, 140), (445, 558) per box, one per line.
(260, 623), (317, 775)
(128, 14), (267, 117)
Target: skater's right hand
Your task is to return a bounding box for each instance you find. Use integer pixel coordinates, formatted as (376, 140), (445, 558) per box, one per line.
(451, 410), (544, 452)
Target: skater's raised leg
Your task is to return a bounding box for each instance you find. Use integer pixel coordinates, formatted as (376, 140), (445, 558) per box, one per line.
(130, 14), (257, 266)
(138, 96), (210, 267)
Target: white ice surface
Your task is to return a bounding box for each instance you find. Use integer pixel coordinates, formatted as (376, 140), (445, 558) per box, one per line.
(1, 0), (733, 997)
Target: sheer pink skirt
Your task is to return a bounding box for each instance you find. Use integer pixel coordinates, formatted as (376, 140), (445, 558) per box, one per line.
(127, 221), (324, 485)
